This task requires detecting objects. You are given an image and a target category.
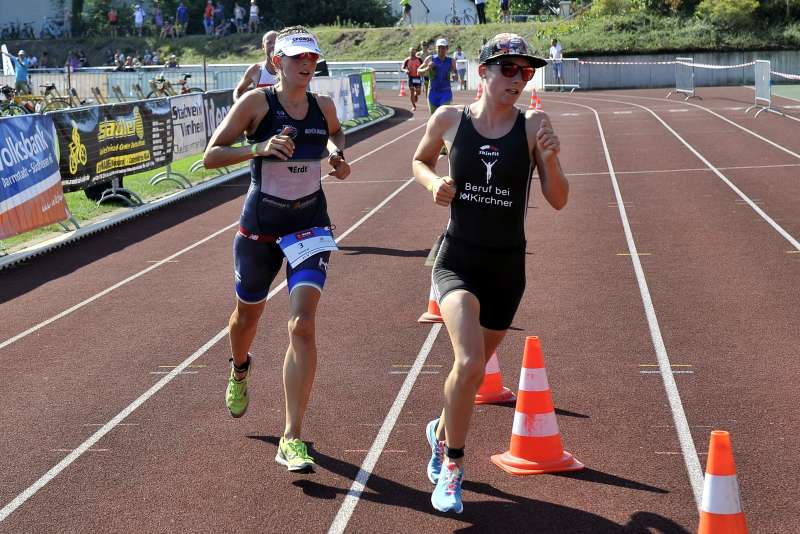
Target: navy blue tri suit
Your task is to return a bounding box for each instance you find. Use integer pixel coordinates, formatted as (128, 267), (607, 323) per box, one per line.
(432, 106), (532, 330)
(234, 87), (332, 303)
(428, 56), (453, 111)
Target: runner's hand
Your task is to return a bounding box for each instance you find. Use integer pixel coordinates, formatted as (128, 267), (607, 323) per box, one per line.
(254, 126), (295, 160)
(325, 154), (350, 180)
(536, 117), (560, 160)
(432, 176), (455, 206)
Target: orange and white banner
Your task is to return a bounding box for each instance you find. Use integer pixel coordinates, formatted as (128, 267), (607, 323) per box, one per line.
(0, 114), (67, 239)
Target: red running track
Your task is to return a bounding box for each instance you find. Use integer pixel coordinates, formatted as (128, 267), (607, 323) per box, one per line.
(0, 87), (797, 533)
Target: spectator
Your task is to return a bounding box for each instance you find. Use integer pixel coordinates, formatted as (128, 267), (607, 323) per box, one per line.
(108, 7), (119, 38)
(144, 50), (153, 64)
(152, 51), (161, 64)
(500, 0), (511, 23)
(215, 18), (234, 37)
(397, 0), (412, 27)
(134, 4), (146, 37)
(29, 55), (39, 68)
(549, 38), (564, 88)
(214, 1), (225, 26)
(176, 1), (189, 37)
(165, 54), (179, 68)
(123, 56), (136, 72)
(160, 18), (176, 39)
(453, 45), (467, 91)
(233, 2), (246, 32)
(1, 49), (32, 94)
(66, 51), (81, 72)
(40, 51), (50, 68)
(475, 0), (487, 24)
(153, 3), (164, 34)
(203, 0), (215, 35)
(78, 50), (88, 67)
(248, 0), (259, 33)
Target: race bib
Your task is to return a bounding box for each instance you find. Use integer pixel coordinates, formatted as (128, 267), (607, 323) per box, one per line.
(277, 226), (338, 268)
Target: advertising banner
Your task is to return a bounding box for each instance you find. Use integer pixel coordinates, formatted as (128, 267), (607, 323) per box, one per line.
(202, 90), (234, 143)
(311, 77), (355, 123)
(171, 93), (207, 159)
(50, 99), (174, 192)
(348, 74), (368, 119)
(361, 71), (375, 109)
(0, 114), (67, 239)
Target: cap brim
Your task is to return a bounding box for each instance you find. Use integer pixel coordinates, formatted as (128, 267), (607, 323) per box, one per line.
(276, 44), (321, 57)
(483, 53), (548, 69)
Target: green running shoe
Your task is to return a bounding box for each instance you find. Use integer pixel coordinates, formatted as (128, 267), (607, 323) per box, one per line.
(275, 437), (315, 472)
(225, 359), (250, 418)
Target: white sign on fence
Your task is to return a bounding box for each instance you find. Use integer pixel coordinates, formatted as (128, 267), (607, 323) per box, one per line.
(2, 45), (14, 76)
(170, 93), (207, 158)
(310, 77), (355, 123)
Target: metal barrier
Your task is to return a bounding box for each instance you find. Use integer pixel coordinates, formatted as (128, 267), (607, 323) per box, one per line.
(544, 58), (579, 92)
(746, 60), (782, 117)
(667, 57), (697, 100)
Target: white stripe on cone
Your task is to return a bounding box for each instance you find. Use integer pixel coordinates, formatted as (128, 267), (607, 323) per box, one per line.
(512, 411), (559, 438)
(429, 285), (436, 301)
(701, 474), (743, 515)
(518, 367), (549, 392)
(485, 353), (500, 374)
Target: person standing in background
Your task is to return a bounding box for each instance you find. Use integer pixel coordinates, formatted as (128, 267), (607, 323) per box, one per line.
(474, 0), (487, 24)
(549, 38), (564, 88)
(453, 45), (467, 91)
(500, 0), (511, 23)
(176, 1), (189, 37)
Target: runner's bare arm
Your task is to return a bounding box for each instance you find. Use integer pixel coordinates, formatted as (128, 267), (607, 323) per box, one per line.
(316, 94), (350, 180)
(204, 90), (294, 168)
(412, 106), (459, 206)
(417, 55), (432, 75)
(526, 111), (568, 209)
(233, 64), (259, 101)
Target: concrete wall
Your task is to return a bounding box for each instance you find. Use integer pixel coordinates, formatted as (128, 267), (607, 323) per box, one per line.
(552, 50), (800, 90)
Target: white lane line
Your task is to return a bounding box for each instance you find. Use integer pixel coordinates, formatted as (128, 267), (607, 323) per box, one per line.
(613, 111), (633, 115)
(604, 93), (800, 161)
(0, 173), (422, 523)
(568, 162), (800, 177)
(569, 95), (800, 251)
(328, 324), (442, 534)
(0, 122), (428, 353)
(562, 100), (705, 507)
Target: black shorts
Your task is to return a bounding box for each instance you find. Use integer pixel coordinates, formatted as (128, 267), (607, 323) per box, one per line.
(432, 236), (525, 331)
(408, 76), (422, 87)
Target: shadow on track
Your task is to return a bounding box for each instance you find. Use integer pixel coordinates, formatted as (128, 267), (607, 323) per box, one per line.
(0, 177), (248, 304)
(247, 435), (688, 533)
(338, 245), (429, 258)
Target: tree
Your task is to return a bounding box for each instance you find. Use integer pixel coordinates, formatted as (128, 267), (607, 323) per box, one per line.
(695, 0), (759, 28)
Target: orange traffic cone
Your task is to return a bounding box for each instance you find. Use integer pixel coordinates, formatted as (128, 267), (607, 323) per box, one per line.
(491, 336), (583, 475)
(399, 80), (407, 97)
(418, 284), (443, 323)
(475, 352), (516, 405)
(528, 89), (542, 111)
(698, 431), (748, 534)
(474, 82), (483, 101)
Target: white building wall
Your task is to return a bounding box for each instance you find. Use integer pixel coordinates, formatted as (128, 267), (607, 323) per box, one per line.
(0, 0), (65, 38)
(391, 0), (478, 25)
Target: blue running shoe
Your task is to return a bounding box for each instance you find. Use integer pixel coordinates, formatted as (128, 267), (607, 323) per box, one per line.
(426, 418), (444, 484)
(431, 462), (464, 514)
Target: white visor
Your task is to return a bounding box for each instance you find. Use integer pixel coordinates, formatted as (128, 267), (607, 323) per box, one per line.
(274, 33), (322, 57)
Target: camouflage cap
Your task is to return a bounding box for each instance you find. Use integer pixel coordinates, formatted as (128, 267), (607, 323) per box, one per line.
(478, 33), (547, 68)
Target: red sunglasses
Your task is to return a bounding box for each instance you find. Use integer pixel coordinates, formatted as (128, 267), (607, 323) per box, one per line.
(488, 62), (535, 82)
(289, 52), (320, 61)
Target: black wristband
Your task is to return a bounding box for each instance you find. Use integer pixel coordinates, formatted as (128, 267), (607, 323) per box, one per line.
(330, 149), (344, 161)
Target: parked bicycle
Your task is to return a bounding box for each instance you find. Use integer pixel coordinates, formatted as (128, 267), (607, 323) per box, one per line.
(445, 1), (475, 25)
(0, 85), (31, 116)
(0, 20), (36, 40)
(147, 73), (202, 98)
(39, 16), (65, 39)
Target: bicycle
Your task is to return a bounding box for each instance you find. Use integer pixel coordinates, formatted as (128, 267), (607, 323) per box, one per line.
(147, 73), (202, 98)
(445, 1), (475, 25)
(38, 83), (77, 111)
(39, 16), (65, 39)
(0, 86), (31, 116)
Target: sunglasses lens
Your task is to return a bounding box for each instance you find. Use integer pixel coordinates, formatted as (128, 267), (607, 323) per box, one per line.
(296, 52), (319, 61)
(497, 63), (534, 81)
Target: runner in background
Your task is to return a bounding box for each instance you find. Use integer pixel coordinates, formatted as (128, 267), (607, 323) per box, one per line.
(412, 33), (566, 514)
(418, 38), (456, 114)
(203, 26), (350, 474)
(453, 45), (467, 91)
(401, 46), (422, 111)
(418, 41), (430, 98)
(234, 31), (279, 101)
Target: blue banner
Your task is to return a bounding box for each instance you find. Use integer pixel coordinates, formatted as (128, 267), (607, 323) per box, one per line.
(349, 74), (368, 119)
(0, 114), (67, 238)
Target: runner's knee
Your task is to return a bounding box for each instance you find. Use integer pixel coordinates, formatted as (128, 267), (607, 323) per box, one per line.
(451, 355), (485, 388)
(287, 313), (315, 340)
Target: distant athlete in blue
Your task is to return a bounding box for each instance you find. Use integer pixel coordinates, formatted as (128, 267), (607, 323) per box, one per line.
(203, 26), (350, 473)
(412, 33), (568, 514)
(418, 38), (458, 114)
